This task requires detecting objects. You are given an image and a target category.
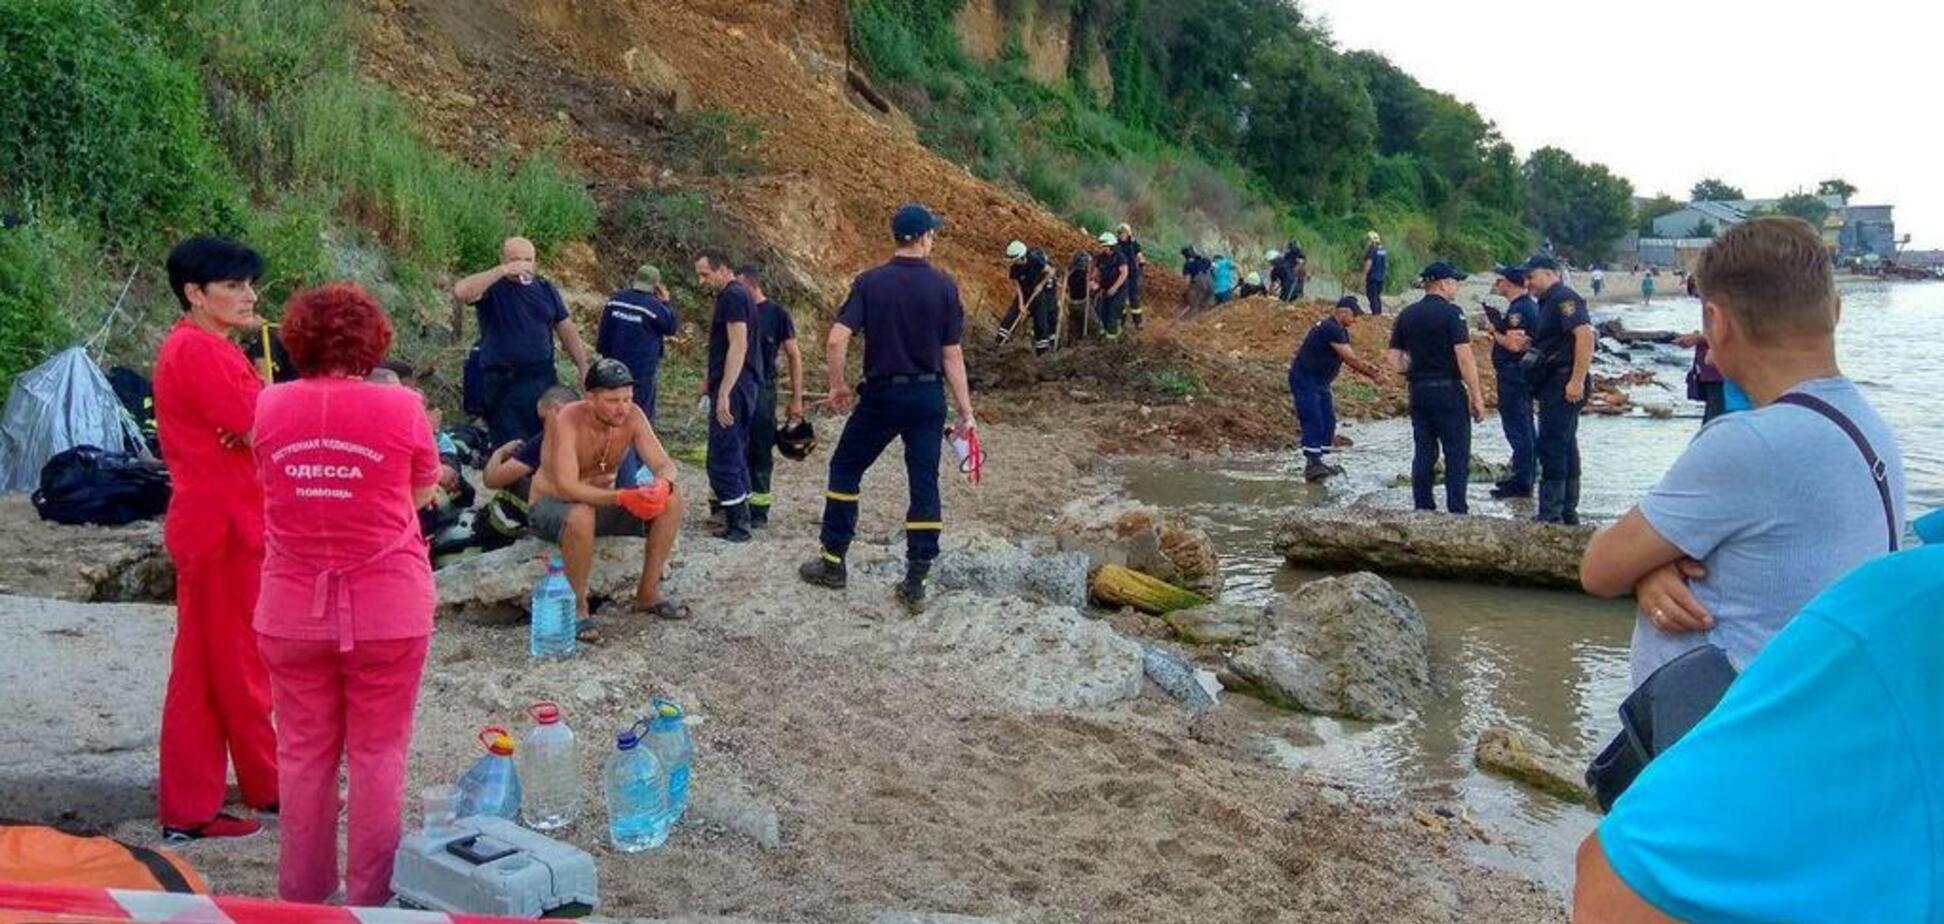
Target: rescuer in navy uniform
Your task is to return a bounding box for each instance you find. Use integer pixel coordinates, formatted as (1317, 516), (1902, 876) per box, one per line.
(799, 204), (978, 613)
(694, 249), (762, 543)
(1523, 254), (1596, 524)
(594, 263), (679, 422)
(1387, 262), (1487, 514)
(1289, 295), (1382, 482)
(1486, 263), (1541, 499)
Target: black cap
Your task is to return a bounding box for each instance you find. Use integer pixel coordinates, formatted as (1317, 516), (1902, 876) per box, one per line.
(1493, 263), (1528, 284)
(891, 203), (942, 242)
(1524, 254), (1561, 272)
(584, 357), (636, 391)
(1418, 261), (1467, 283)
(1335, 295), (1361, 312)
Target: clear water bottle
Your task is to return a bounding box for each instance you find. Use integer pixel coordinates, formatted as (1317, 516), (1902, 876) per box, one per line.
(518, 702), (581, 831)
(603, 721), (670, 853)
(530, 554), (577, 660)
(643, 699), (694, 829)
(453, 727), (522, 820)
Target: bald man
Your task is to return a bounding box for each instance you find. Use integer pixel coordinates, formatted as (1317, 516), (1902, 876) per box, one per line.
(454, 237), (592, 445)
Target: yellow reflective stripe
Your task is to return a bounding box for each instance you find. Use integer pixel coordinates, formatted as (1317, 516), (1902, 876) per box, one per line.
(822, 551), (843, 564)
(750, 492), (773, 507)
(825, 491), (860, 502)
(905, 521), (943, 530)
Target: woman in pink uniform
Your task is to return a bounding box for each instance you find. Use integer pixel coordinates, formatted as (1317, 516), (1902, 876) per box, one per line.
(252, 282), (441, 906)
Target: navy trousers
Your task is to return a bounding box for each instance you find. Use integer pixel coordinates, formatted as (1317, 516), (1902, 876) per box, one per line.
(748, 387), (778, 512)
(1409, 381), (1471, 514)
(1534, 369), (1588, 522)
(1099, 292), (1127, 339)
(1365, 278), (1385, 315)
(483, 361), (557, 447)
(706, 384), (757, 507)
(1495, 363), (1538, 490)
(819, 382), (948, 564)
(634, 368), (660, 424)
(1290, 372), (1336, 459)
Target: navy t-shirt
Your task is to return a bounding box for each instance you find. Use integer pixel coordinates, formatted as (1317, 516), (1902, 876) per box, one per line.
(1388, 294), (1469, 382)
(1010, 252), (1055, 308)
(1095, 248), (1128, 296)
(1531, 283), (1590, 371)
(835, 256), (965, 379)
(1292, 316), (1350, 382)
(596, 288), (678, 381)
(474, 276), (568, 367)
(1490, 294), (1539, 367)
(707, 281), (762, 392)
(1364, 245), (1389, 283)
(1118, 238), (1144, 284)
(754, 299), (797, 389)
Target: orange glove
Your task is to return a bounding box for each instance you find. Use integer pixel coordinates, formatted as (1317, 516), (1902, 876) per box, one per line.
(618, 480), (672, 521)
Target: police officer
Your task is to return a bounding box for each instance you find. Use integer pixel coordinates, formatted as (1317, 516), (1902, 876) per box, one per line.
(1485, 263), (1540, 499)
(693, 248), (762, 542)
(1290, 295), (1381, 482)
(1523, 255), (1595, 524)
(1361, 231), (1390, 315)
(1284, 239), (1308, 300)
(1115, 223), (1146, 330)
(595, 263), (679, 422)
(1093, 232), (1130, 338)
(799, 204), (977, 613)
(736, 264), (804, 528)
(1387, 262), (1486, 514)
(998, 240), (1059, 354)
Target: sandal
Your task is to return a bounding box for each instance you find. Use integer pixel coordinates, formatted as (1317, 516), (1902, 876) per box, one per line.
(629, 599), (693, 621)
(574, 617), (607, 645)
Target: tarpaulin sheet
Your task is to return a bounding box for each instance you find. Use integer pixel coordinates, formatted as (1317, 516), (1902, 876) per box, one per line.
(0, 347), (148, 492)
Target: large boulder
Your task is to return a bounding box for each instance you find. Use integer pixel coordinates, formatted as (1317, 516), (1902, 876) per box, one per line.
(437, 537), (638, 624)
(1275, 505), (1594, 589)
(1164, 602), (1269, 646)
(927, 530), (1089, 609)
(1225, 572), (1430, 722)
(0, 496), (174, 602)
(1052, 497), (1222, 596)
(1475, 726), (1595, 806)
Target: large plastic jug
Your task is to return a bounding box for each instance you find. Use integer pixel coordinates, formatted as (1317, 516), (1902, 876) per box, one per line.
(518, 702), (580, 831)
(603, 721), (670, 853)
(453, 727), (522, 820)
(643, 699), (694, 828)
(530, 554), (577, 660)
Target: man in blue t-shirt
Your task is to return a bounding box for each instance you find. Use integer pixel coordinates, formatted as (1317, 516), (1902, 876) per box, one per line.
(595, 264), (679, 423)
(452, 237), (591, 446)
(1575, 544), (1944, 923)
(694, 249), (763, 543)
(736, 264), (804, 529)
(1361, 231), (1389, 315)
(798, 204), (976, 614)
(1581, 217), (1905, 688)
(1289, 296), (1382, 482)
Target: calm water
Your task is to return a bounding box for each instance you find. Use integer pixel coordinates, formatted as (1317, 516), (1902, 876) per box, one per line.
(1115, 279), (1944, 893)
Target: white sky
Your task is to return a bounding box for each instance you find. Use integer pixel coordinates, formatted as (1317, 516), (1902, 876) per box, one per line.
(1303, 0), (1944, 247)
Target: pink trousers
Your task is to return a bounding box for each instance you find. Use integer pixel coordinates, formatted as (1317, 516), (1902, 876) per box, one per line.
(257, 635), (429, 906)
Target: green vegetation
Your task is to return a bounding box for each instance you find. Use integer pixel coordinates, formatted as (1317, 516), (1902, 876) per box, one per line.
(849, 0), (1637, 283)
(1816, 178), (1857, 204)
(0, 0), (596, 391)
(1521, 147), (1635, 264)
(1635, 194), (1684, 236)
(1764, 191), (1833, 228)
(1690, 178), (1745, 202)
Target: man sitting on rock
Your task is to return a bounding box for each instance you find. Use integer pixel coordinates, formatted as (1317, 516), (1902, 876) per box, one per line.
(530, 359), (687, 636)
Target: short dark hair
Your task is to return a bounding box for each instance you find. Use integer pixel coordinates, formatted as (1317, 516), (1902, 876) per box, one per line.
(1695, 216), (1836, 345)
(278, 283), (394, 378)
(538, 384), (579, 407)
(166, 237), (263, 311)
(696, 249), (734, 271)
(735, 262), (767, 290)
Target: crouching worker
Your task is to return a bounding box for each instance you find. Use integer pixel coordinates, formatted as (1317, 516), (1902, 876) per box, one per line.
(530, 359), (686, 638)
(251, 283), (440, 905)
(1290, 296), (1382, 482)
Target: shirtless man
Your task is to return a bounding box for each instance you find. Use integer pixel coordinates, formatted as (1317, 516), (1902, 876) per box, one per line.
(528, 359), (687, 629)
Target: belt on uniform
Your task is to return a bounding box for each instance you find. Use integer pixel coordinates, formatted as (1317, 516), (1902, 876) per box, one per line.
(866, 373), (942, 386)
(1409, 378), (1461, 387)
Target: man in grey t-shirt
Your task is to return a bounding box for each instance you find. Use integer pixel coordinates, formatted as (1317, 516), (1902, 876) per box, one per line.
(1581, 217), (1906, 687)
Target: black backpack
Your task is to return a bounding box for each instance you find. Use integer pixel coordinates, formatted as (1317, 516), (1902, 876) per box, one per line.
(31, 444), (172, 526)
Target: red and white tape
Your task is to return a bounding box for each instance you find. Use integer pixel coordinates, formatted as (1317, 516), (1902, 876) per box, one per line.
(0, 882), (534, 924)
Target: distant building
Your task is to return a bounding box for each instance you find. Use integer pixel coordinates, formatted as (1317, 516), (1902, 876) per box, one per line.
(1649, 200), (1757, 239)
(1645, 195), (1895, 260)
(1839, 205), (1896, 259)
(1633, 237), (1713, 270)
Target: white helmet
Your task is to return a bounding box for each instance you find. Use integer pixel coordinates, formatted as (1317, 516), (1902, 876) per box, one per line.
(1245, 271), (1263, 286)
(1266, 250), (1282, 261)
(1098, 231), (1118, 246)
(1005, 240), (1027, 260)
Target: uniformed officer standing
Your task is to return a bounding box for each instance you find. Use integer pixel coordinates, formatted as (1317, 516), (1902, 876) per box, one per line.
(1290, 295), (1382, 482)
(694, 249), (763, 542)
(1361, 231), (1390, 315)
(1522, 255), (1595, 524)
(1387, 262), (1487, 514)
(1092, 232), (1130, 339)
(1486, 263), (1540, 498)
(595, 264), (679, 422)
(736, 264), (804, 528)
(799, 204), (978, 613)
(1115, 223), (1146, 330)
(997, 240), (1059, 354)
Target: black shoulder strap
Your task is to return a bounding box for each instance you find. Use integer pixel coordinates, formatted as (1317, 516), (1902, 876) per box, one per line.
(1774, 393), (1899, 552)
(122, 840), (198, 893)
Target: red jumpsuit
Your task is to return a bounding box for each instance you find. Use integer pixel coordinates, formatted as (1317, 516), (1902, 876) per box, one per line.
(152, 319), (278, 828)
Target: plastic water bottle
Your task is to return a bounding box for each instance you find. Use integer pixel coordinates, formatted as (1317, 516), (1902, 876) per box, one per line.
(518, 702), (581, 831)
(530, 554), (577, 660)
(453, 727), (522, 820)
(603, 721), (670, 853)
(643, 699), (694, 828)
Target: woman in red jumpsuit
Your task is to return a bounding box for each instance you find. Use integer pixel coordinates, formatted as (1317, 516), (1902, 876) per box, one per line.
(151, 237), (280, 841)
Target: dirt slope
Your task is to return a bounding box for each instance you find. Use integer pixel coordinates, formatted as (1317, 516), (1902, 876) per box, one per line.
(357, 0), (1147, 313)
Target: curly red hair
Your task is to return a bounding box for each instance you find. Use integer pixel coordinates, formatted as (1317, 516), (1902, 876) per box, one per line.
(278, 282), (395, 378)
